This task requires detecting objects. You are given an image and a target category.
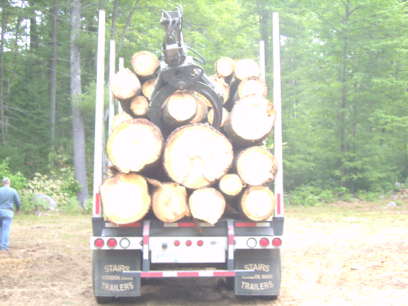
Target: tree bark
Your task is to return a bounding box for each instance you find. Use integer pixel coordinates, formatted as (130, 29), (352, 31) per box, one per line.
(224, 96), (275, 146)
(240, 186), (274, 221)
(0, 4), (6, 144)
(70, 0), (89, 206)
(236, 146), (277, 186)
(107, 118), (163, 173)
(189, 187), (226, 224)
(100, 173), (151, 224)
(111, 68), (141, 100)
(149, 179), (190, 223)
(49, 0), (58, 145)
(163, 124), (233, 189)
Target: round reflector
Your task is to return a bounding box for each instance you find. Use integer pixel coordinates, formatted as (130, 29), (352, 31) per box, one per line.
(272, 237), (282, 247)
(247, 238), (257, 248)
(107, 238), (117, 248)
(259, 237), (270, 247)
(186, 240), (192, 247)
(94, 238), (104, 248)
(119, 238), (130, 249)
(174, 240), (180, 247)
(197, 240), (204, 247)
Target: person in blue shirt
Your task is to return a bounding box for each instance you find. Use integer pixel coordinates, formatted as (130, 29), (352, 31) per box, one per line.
(0, 177), (21, 251)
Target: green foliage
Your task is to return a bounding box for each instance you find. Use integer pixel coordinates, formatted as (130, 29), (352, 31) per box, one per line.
(288, 185), (352, 206)
(0, 159), (27, 191)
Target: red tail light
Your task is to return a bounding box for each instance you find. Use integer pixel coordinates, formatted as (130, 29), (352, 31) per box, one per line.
(272, 237), (282, 247)
(259, 238), (270, 247)
(186, 240), (192, 247)
(174, 240), (180, 247)
(94, 238), (104, 248)
(107, 238), (117, 248)
(197, 240), (204, 247)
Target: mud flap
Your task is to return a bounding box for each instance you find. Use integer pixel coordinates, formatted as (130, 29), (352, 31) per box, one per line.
(234, 249), (281, 296)
(93, 250), (142, 298)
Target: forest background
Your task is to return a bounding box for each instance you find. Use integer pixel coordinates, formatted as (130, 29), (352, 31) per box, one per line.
(0, 0), (407, 212)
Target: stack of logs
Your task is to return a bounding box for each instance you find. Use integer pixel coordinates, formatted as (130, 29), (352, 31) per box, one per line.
(101, 51), (277, 225)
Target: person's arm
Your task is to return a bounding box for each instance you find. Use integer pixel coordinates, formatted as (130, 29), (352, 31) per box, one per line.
(14, 191), (21, 211)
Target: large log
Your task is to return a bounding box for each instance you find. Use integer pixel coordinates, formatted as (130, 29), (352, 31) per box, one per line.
(149, 179), (190, 223)
(236, 146), (277, 186)
(131, 51), (160, 77)
(107, 118), (163, 173)
(130, 95), (149, 117)
(189, 187), (226, 224)
(163, 124), (233, 189)
(224, 96), (275, 146)
(215, 57), (235, 78)
(111, 68), (141, 100)
(162, 91), (198, 127)
(100, 173), (151, 224)
(218, 173), (244, 197)
(234, 59), (260, 81)
(237, 78), (268, 99)
(240, 186), (274, 221)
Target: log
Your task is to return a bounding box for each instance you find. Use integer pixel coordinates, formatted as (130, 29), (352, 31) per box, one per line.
(163, 124), (234, 189)
(162, 91), (197, 127)
(209, 75), (229, 104)
(100, 173), (151, 224)
(236, 146), (277, 186)
(240, 186), (274, 221)
(234, 58), (260, 81)
(111, 112), (132, 130)
(107, 118), (163, 173)
(149, 179), (190, 223)
(237, 78), (268, 99)
(215, 57), (235, 78)
(189, 187), (226, 224)
(207, 107), (229, 127)
(142, 78), (157, 101)
(218, 173), (244, 197)
(131, 51), (160, 77)
(224, 96), (275, 146)
(130, 95), (149, 117)
(111, 68), (141, 100)
(190, 92), (209, 123)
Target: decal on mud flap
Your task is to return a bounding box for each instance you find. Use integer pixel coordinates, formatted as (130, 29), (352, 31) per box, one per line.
(94, 250), (141, 297)
(234, 249), (281, 296)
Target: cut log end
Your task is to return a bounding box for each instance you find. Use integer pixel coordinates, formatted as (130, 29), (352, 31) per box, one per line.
(215, 57), (235, 78)
(111, 68), (141, 100)
(131, 51), (160, 77)
(238, 78), (268, 99)
(240, 186), (274, 221)
(234, 59), (261, 81)
(130, 95), (149, 117)
(218, 173), (243, 197)
(142, 78), (157, 101)
(189, 187), (226, 224)
(101, 173), (151, 224)
(163, 91), (198, 126)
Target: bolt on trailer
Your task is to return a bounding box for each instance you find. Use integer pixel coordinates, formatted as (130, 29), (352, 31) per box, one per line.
(90, 8), (284, 303)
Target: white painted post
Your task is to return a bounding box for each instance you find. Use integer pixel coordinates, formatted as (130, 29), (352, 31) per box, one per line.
(259, 40), (266, 81)
(108, 39), (116, 132)
(92, 10), (106, 216)
(272, 12), (284, 216)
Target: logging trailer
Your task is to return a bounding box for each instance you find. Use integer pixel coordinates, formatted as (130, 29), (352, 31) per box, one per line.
(90, 8), (284, 303)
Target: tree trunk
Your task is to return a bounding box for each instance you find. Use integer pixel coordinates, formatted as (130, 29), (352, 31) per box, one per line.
(224, 96), (275, 146)
(107, 118), (163, 173)
(164, 124), (233, 189)
(49, 0), (58, 145)
(234, 58), (260, 81)
(130, 95), (149, 117)
(218, 173), (243, 197)
(131, 51), (160, 77)
(237, 78), (267, 99)
(100, 173), (151, 224)
(189, 187), (226, 224)
(149, 179), (189, 223)
(162, 91), (197, 127)
(236, 146), (277, 186)
(0, 4), (6, 144)
(70, 0), (89, 206)
(111, 68), (141, 100)
(110, 0), (118, 40)
(240, 186), (274, 221)
(215, 57), (235, 78)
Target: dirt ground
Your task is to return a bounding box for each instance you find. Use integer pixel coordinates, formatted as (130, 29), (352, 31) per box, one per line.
(0, 200), (407, 306)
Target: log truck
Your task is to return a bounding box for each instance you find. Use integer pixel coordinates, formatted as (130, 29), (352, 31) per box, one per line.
(90, 8), (284, 303)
